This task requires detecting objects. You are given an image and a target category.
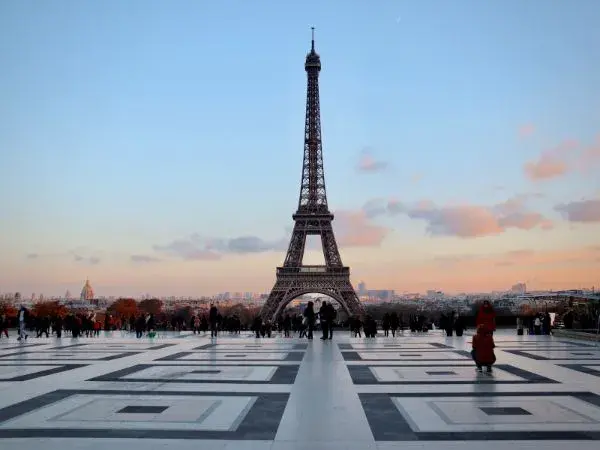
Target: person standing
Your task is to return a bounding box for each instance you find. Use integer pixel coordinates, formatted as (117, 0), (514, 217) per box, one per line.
(209, 304), (219, 338)
(472, 324), (496, 373)
(327, 302), (336, 339)
(303, 301), (315, 340)
(319, 301), (330, 340)
(476, 300), (496, 335)
(0, 313), (9, 338)
(17, 306), (29, 341)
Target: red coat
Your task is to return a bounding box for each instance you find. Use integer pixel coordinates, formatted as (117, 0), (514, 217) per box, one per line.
(476, 305), (496, 331)
(472, 333), (496, 365)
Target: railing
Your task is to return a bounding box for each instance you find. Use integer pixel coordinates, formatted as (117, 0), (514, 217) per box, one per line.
(277, 265), (349, 276)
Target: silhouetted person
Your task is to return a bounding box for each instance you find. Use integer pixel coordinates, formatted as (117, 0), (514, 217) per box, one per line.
(253, 316), (263, 338)
(303, 301), (315, 340)
(382, 313), (390, 337)
(320, 301), (330, 340)
(454, 314), (465, 337)
(327, 302), (336, 339)
(389, 312), (399, 337)
(135, 315), (145, 338)
(283, 314), (291, 337)
(209, 304), (219, 338)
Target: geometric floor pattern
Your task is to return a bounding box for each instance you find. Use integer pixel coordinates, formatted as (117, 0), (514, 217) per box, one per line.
(0, 330), (599, 449)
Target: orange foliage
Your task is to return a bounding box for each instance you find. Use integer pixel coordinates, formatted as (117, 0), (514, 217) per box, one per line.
(139, 299), (163, 315)
(108, 298), (139, 318)
(0, 302), (17, 319)
(32, 301), (68, 318)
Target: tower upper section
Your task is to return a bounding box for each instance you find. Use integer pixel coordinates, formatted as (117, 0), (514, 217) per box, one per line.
(297, 28), (329, 215)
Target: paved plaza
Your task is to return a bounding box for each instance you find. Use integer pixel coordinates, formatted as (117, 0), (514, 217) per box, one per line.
(0, 330), (599, 449)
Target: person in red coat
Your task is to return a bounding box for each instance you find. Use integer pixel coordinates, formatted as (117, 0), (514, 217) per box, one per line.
(476, 300), (496, 333)
(472, 324), (496, 373)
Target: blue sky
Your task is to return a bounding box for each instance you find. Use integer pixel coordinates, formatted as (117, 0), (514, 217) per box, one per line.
(1, 0), (599, 297)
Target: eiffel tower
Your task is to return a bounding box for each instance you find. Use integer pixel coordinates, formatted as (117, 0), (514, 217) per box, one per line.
(260, 29), (365, 321)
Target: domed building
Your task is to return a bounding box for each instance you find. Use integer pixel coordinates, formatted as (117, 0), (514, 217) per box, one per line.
(80, 278), (95, 301)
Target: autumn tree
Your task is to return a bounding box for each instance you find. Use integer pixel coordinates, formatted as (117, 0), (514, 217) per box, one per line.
(32, 301), (68, 318)
(108, 298), (138, 318)
(0, 302), (17, 319)
(139, 298), (163, 315)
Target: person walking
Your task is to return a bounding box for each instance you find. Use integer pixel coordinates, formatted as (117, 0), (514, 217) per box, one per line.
(303, 302), (316, 340)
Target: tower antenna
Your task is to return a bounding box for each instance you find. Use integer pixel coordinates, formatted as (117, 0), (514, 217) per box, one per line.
(311, 26), (315, 51)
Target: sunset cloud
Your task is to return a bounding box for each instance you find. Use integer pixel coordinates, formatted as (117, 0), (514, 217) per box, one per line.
(334, 210), (390, 247)
(523, 138), (600, 180)
(357, 149), (387, 173)
(362, 195), (552, 238)
(73, 254), (100, 265)
(153, 210), (389, 261)
(130, 254), (161, 263)
(434, 246), (600, 269)
(518, 123), (536, 138)
(524, 153), (568, 180)
(555, 199), (600, 223)
(153, 236), (222, 261)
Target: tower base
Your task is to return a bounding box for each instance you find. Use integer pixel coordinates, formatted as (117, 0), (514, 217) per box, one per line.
(260, 265), (365, 321)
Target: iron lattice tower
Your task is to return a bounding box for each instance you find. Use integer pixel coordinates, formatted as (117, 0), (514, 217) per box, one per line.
(260, 29), (365, 321)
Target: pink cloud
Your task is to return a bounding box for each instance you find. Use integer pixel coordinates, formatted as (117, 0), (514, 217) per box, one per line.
(555, 199), (600, 223)
(524, 154), (568, 180)
(522, 138), (600, 181)
(408, 204), (504, 238)
(373, 196), (552, 238)
(518, 123), (536, 138)
(357, 151), (387, 173)
(334, 210), (390, 246)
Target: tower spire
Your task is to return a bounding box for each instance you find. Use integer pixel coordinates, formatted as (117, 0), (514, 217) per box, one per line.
(311, 26), (315, 52)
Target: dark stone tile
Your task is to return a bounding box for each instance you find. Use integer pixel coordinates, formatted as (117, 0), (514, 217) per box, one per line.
(118, 405), (169, 414)
(425, 371), (456, 375)
(52, 343), (175, 351)
(341, 351), (470, 362)
(559, 364), (600, 377)
(0, 351), (140, 361)
(0, 364), (88, 382)
(88, 364), (300, 384)
(0, 390), (289, 440)
(505, 349), (600, 361)
(429, 343), (455, 349)
(480, 406), (531, 416)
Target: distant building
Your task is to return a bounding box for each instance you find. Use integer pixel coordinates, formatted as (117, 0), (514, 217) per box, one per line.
(511, 283), (527, 294)
(357, 281), (366, 295)
(80, 279), (95, 301)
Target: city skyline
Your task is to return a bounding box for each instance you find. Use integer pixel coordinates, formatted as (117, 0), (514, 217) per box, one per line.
(1, 1), (599, 297)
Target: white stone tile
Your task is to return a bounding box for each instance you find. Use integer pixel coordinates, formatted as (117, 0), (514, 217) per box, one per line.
(369, 365), (523, 382)
(0, 393), (257, 431)
(392, 395), (600, 432)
